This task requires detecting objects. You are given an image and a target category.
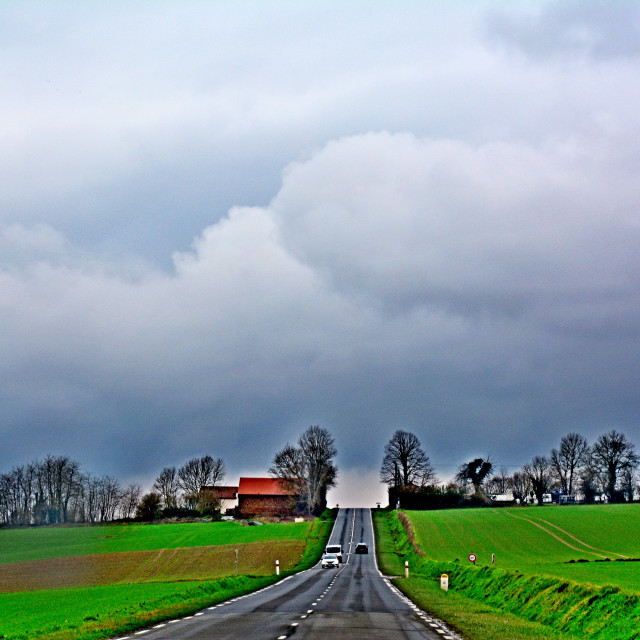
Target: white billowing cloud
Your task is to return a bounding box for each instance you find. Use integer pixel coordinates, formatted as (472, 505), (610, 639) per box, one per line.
(273, 132), (640, 320)
(0, 223), (69, 265)
(2, 131), (640, 483)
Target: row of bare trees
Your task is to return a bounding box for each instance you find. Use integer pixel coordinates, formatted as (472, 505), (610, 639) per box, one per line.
(0, 453), (227, 526)
(380, 429), (640, 507)
(150, 455), (226, 514)
(507, 430), (639, 505)
(453, 431), (639, 505)
(0, 455), (142, 525)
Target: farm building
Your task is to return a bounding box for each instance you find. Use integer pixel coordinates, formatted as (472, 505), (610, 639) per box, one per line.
(237, 477), (298, 518)
(200, 485), (239, 515)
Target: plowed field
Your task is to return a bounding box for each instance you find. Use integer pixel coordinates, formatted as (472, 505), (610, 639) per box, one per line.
(0, 540), (305, 592)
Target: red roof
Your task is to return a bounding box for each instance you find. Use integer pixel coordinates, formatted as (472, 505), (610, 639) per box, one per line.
(238, 477), (295, 496)
(201, 486), (238, 499)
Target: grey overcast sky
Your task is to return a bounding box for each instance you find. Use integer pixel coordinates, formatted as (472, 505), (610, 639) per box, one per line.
(2, 1), (640, 506)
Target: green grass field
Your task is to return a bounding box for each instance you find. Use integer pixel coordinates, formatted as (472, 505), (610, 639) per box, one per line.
(373, 509), (568, 640)
(409, 504), (640, 592)
(0, 520), (312, 564)
(0, 513), (335, 640)
(0, 576), (279, 640)
(374, 505), (640, 640)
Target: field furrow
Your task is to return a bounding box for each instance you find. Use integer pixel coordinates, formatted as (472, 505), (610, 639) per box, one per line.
(0, 540), (305, 593)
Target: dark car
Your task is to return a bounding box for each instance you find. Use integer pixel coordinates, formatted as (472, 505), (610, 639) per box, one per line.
(354, 542), (368, 554)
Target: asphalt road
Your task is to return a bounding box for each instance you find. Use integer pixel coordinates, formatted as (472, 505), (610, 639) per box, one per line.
(111, 508), (459, 640)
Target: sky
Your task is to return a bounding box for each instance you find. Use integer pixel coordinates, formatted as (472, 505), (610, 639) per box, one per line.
(2, 1), (640, 507)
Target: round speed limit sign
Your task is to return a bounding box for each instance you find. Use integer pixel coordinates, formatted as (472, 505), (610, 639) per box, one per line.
(468, 553), (477, 564)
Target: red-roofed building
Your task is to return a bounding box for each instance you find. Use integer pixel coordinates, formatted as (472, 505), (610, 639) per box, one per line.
(201, 485), (239, 515)
(237, 477), (298, 518)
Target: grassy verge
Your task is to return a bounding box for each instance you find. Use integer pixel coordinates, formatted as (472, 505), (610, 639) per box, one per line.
(372, 510), (640, 640)
(295, 508), (337, 571)
(0, 575), (279, 640)
(0, 510), (336, 640)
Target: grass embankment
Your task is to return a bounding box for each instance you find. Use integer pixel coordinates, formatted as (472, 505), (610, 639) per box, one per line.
(0, 510), (336, 640)
(409, 505), (640, 592)
(373, 507), (640, 640)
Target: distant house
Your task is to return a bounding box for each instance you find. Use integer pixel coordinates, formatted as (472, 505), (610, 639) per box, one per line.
(490, 492), (515, 503)
(200, 485), (238, 515)
(237, 477), (298, 518)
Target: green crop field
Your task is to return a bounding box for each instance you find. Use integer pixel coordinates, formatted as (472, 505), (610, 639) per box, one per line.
(374, 505), (640, 640)
(0, 520), (312, 564)
(0, 513), (335, 640)
(408, 504), (640, 592)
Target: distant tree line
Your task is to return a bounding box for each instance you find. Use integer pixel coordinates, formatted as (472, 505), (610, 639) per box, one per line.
(0, 424), (339, 525)
(381, 429), (640, 509)
(0, 453), (227, 526)
(0, 455), (142, 526)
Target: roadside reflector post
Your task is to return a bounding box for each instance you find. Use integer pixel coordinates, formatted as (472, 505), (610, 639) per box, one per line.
(235, 549), (238, 576)
(492, 553), (495, 565)
(405, 560), (409, 578)
(276, 559), (280, 576)
(440, 574), (449, 592)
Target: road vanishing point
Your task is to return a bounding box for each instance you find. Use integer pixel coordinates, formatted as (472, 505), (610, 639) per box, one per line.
(111, 508), (458, 640)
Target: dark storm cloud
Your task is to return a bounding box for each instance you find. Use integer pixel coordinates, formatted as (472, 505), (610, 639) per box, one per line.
(2, 2), (640, 505)
(3, 132), (640, 505)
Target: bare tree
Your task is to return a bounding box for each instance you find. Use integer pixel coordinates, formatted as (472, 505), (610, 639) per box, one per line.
(97, 476), (122, 522)
(0, 473), (9, 524)
(619, 467), (637, 503)
(523, 456), (552, 505)
(298, 426), (338, 514)
(177, 456), (226, 508)
(34, 456), (82, 524)
(579, 456), (601, 504)
(456, 458), (493, 495)
(271, 444), (305, 483)
(270, 425), (338, 515)
(380, 430), (436, 488)
(81, 473), (101, 523)
(509, 470), (531, 503)
(550, 433), (590, 495)
(153, 467), (180, 509)
(591, 430), (639, 502)
(119, 483), (142, 519)
(0, 466), (34, 525)
(485, 466), (510, 495)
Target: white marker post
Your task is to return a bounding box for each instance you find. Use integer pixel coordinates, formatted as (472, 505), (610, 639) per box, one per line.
(276, 559), (280, 576)
(405, 560), (409, 578)
(440, 574), (449, 592)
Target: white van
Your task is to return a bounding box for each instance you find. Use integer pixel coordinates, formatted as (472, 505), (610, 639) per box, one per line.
(325, 544), (343, 563)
